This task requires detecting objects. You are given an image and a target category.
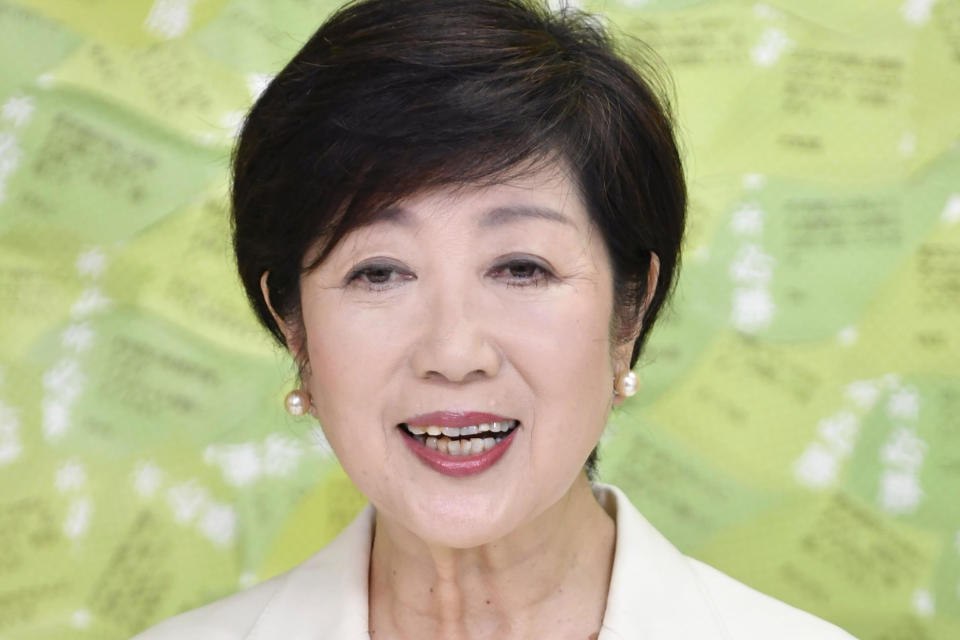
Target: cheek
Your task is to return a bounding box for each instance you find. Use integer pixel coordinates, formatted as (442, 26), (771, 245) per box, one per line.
(299, 301), (393, 446)
(515, 284), (613, 366)
(303, 290), (403, 374)
(502, 289), (615, 426)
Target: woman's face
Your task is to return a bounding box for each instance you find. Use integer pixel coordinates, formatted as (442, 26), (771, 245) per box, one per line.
(289, 162), (631, 548)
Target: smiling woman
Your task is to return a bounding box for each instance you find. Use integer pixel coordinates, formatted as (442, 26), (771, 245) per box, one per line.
(132, 0), (857, 638)
(270, 166), (623, 556)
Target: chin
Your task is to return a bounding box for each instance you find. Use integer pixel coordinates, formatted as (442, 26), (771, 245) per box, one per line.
(404, 492), (523, 549)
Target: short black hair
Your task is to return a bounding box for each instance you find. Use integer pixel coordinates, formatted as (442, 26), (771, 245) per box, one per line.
(232, 0), (686, 479)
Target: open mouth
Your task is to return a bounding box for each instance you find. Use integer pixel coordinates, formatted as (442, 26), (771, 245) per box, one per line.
(397, 420), (520, 456)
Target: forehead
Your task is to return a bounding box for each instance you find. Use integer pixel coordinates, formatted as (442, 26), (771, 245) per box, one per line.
(366, 161), (591, 233)
(303, 159), (599, 269)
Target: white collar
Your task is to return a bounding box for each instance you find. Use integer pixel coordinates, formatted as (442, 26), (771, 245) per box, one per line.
(593, 483), (731, 639)
(247, 483), (731, 639)
(247, 500), (374, 639)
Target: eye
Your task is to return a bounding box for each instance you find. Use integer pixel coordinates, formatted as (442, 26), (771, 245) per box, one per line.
(345, 261), (414, 291)
(489, 257), (554, 287)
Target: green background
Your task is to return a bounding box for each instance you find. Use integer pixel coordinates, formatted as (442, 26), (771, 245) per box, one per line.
(1, 0), (958, 638)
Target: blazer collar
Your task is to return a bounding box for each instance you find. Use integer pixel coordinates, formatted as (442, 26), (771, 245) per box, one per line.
(247, 502), (376, 640)
(247, 483), (731, 639)
(595, 483), (732, 640)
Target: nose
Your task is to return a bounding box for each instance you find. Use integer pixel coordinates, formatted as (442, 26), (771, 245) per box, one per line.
(409, 285), (502, 384)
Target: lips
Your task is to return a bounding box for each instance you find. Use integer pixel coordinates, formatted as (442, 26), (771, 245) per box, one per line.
(397, 410), (520, 477)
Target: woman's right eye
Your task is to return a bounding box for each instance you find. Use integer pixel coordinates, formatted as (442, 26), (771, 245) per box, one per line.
(345, 263), (413, 291)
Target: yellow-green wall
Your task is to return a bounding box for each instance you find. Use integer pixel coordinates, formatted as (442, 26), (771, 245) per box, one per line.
(0, 0), (957, 638)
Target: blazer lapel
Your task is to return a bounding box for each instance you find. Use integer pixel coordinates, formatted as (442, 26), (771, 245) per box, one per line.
(594, 484), (733, 640)
(245, 504), (375, 640)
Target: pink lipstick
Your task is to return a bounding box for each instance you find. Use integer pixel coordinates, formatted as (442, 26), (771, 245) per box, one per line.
(398, 411), (519, 477)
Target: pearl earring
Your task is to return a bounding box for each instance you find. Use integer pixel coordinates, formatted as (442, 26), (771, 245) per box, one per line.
(616, 371), (638, 398)
(622, 371), (638, 396)
(284, 389), (311, 416)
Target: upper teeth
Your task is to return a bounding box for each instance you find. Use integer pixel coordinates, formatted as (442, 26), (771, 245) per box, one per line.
(405, 421), (517, 437)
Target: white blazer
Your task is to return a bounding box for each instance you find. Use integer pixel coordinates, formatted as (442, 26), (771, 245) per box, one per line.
(133, 483), (857, 639)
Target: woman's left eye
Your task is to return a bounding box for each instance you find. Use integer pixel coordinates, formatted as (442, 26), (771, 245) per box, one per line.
(489, 259), (553, 287)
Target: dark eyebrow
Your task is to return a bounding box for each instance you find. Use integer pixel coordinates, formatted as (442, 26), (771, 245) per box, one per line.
(479, 205), (574, 228)
(366, 204), (574, 228)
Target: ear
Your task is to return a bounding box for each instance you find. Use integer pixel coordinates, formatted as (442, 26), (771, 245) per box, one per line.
(612, 252), (660, 404)
(260, 270), (303, 357)
(641, 252), (661, 318)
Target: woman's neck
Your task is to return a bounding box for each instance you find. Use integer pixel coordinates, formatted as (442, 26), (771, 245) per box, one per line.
(368, 473), (616, 640)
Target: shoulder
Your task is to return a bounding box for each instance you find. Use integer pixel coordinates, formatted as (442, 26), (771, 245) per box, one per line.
(687, 554), (857, 639)
(130, 503), (376, 640)
(130, 573), (289, 640)
(593, 482), (858, 640)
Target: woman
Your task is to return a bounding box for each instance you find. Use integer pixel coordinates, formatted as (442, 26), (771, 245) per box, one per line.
(135, 0), (857, 637)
